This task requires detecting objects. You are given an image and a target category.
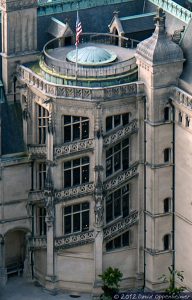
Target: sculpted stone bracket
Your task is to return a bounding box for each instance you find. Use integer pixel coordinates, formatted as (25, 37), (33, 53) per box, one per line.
(104, 163), (139, 191)
(28, 190), (45, 203)
(55, 230), (95, 250)
(54, 139), (95, 159)
(103, 119), (138, 147)
(55, 182), (95, 203)
(103, 210), (138, 241)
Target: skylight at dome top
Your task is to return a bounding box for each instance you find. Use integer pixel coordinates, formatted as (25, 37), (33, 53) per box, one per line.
(66, 46), (117, 66)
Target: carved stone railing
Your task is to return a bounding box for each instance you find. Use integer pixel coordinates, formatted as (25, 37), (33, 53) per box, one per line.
(17, 65), (144, 101)
(103, 210), (138, 241)
(54, 139), (95, 159)
(171, 86), (192, 110)
(104, 163), (138, 191)
(29, 236), (47, 250)
(55, 230), (95, 250)
(148, 0), (192, 23)
(103, 119), (138, 147)
(28, 190), (45, 203)
(55, 182), (95, 203)
(28, 145), (47, 158)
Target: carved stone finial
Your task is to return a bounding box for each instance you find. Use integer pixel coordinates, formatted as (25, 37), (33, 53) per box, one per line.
(154, 7), (165, 29)
(113, 10), (119, 17)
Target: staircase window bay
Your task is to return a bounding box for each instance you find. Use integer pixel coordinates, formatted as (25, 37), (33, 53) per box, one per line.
(106, 184), (130, 224)
(63, 202), (90, 234)
(106, 138), (129, 177)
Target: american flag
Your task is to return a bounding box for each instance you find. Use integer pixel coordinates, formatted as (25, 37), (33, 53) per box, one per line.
(76, 11), (82, 46)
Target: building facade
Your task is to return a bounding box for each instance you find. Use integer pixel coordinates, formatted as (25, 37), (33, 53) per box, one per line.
(0, 0), (192, 296)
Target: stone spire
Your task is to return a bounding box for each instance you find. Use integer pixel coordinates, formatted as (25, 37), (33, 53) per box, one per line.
(136, 8), (183, 65)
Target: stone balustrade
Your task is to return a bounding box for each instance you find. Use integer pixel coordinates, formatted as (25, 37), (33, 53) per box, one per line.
(171, 86), (192, 110)
(55, 182), (95, 202)
(54, 139), (95, 159)
(103, 210), (138, 241)
(29, 236), (47, 249)
(28, 145), (47, 158)
(103, 119), (138, 147)
(55, 230), (95, 250)
(148, 0), (192, 23)
(17, 65), (144, 101)
(104, 163), (138, 191)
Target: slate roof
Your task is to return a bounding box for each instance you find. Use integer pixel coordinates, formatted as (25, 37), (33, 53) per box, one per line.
(179, 18), (192, 92)
(119, 12), (156, 33)
(1, 93), (25, 155)
(37, 0), (144, 50)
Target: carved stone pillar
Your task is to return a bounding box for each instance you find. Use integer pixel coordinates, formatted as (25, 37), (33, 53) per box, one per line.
(44, 165), (57, 294)
(0, 236), (7, 286)
(93, 103), (104, 298)
(23, 233), (32, 279)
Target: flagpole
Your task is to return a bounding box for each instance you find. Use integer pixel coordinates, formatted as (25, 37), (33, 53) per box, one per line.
(75, 36), (78, 80)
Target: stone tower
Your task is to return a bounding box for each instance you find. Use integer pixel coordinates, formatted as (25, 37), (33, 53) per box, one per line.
(0, 0), (38, 100)
(136, 9), (184, 290)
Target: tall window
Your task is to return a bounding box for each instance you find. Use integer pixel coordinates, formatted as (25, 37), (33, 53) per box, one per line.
(36, 207), (46, 236)
(106, 138), (129, 177)
(178, 111), (182, 124)
(37, 105), (49, 144)
(106, 184), (130, 224)
(163, 234), (171, 250)
(164, 107), (170, 121)
(37, 163), (46, 190)
(164, 198), (171, 213)
(164, 148), (171, 163)
(64, 157), (89, 188)
(106, 231), (130, 251)
(63, 115), (89, 143)
(186, 116), (190, 127)
(63, 202), (89, 234)
(106, 113), (130, 132)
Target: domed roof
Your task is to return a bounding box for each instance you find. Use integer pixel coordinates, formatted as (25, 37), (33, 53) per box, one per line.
(136, 9), (183, 64)
(66, 46), (117, 66)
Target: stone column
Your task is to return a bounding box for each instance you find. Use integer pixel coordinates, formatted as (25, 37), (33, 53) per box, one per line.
(23, 233), (32, 279)
(0, 236), (7, 286)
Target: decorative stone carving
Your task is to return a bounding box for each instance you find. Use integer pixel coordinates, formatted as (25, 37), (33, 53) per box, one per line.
(17, 65), (141, 101)
(29, 236), (47, 250)
(171, 86), (192, 110)
(28, 145), (47, 158)
(103, 119), (138, 147)
(55, 182), (94, 202)
(104, 163), (138, 191)
(94, 171), (104, 228)
(55, 230), (95, 250)
(44, 165), (55, 227)
(103, 210), (138, 240)
(54, 139), (94, 158)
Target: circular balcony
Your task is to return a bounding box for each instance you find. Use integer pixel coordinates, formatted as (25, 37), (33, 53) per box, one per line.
(40, 33), (139, 87)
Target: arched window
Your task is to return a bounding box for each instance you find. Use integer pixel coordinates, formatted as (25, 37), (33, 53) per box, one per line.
(164, 148), (171, 163)
(164, 198), (171, 213)
(163, 234), (171, 250)
(164, 107), (170, 121)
